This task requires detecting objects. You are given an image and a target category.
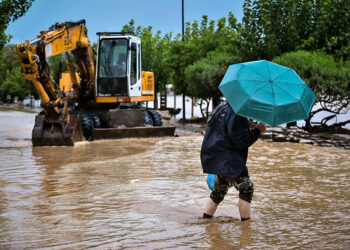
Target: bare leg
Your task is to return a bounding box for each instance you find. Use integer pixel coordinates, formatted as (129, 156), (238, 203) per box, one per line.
(238, 199), (251, 220)
(203, 198), (218, 216)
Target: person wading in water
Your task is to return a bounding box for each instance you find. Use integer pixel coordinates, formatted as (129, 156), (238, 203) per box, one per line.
(201, 101), (266, 221)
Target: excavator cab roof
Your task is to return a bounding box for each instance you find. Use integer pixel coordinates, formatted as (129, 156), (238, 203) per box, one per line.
(96, 32), (140, 41)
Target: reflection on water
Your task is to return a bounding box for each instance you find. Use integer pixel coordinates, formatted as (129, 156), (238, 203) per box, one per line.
(0, 110), (349, 249)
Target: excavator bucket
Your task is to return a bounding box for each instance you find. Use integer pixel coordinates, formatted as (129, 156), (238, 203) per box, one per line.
(32, 114), (84, 146)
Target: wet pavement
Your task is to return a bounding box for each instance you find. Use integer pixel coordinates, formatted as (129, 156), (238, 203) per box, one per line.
(0, 109), (349, 249)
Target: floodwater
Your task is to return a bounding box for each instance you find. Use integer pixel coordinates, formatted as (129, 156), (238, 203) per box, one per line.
(0, 108), (349, 249)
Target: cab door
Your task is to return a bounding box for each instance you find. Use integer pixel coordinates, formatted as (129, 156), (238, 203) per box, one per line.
(128, 38), (142, 97)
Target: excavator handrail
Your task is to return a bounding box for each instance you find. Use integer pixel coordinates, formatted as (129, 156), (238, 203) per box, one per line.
(96, 31), (134, 36)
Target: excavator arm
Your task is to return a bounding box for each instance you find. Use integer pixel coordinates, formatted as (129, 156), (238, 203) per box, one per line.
(16, 19), (96, 145)
(17, 19), (95, 117)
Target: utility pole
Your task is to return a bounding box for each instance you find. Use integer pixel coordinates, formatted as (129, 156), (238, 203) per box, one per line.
(181, 0), (186, 120)
(182, 0), (184, 38)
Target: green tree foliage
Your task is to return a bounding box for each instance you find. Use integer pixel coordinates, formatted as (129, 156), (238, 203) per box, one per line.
(0, 66), (29, 101)
(1, 2), (349, 126)
(185, 52), (240, 117)
(301, 0), (350, 59)
(48, 54), (67, 85)
(168, 13), (241, 109)
(241, 0), (350, 60)
(167, 37), (192, 95)
(0, 1), (35, 102)
(122, 20), (171, 92)
(0, 0), (34, 50)
(0, 44), (20, 101)
(0, 44), (36, 102)
(0, 44), (18, 82)
(273, 51), (350, 127)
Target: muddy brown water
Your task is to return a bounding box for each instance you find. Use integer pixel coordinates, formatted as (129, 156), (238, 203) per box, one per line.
(0, 109), (349, 249)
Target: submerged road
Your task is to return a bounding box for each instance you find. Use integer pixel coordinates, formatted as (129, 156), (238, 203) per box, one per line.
(0, 109), (349, 248)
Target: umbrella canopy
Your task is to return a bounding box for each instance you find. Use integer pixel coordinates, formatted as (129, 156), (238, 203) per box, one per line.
(219, 60), (316, 126)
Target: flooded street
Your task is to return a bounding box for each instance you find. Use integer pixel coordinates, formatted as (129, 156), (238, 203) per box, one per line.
(0, 109), (349, 249)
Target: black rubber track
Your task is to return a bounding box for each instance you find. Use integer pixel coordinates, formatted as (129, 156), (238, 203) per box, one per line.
(145, 111), (154, 126)
(87, 112), (103, 128)
(77, 112), (93, 140)
(148, 110), (162, 126)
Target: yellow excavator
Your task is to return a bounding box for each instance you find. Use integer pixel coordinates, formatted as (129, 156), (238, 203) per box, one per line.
(17, 19), (175, 146)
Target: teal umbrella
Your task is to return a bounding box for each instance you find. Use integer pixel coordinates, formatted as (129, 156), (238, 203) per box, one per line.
(219, 60), (316, 126)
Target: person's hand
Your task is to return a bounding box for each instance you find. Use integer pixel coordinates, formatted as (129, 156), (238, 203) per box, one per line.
(257, 122), (267, 134)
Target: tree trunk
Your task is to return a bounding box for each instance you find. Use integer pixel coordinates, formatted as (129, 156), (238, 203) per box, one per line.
(304, 118), (312, 131)
(287, 121), (297, 127)
(182, 94), (186, 120)
(0, 94), (7, 103)
(199, 99), (205, 118)
(206, 100), (210, 118)
(154, 92), (158, 109)
(191, 97), (194, 118)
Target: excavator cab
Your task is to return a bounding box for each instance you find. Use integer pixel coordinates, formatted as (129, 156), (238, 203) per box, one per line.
(96, 33), (145, 103)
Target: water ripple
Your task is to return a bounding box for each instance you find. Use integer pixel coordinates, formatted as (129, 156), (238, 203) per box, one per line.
(0, 118), (349, 249)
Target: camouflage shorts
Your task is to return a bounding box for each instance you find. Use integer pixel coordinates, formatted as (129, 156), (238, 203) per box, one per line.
(210, 175), (254, 204)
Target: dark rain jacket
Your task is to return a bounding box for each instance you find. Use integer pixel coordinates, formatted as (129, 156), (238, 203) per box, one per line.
(200, 103), (261, 178)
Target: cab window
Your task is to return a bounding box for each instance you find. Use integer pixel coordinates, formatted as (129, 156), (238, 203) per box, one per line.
(138, 44), (141, 80)
(130, 42), (137, 86)
(98, 39), (127, 78)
